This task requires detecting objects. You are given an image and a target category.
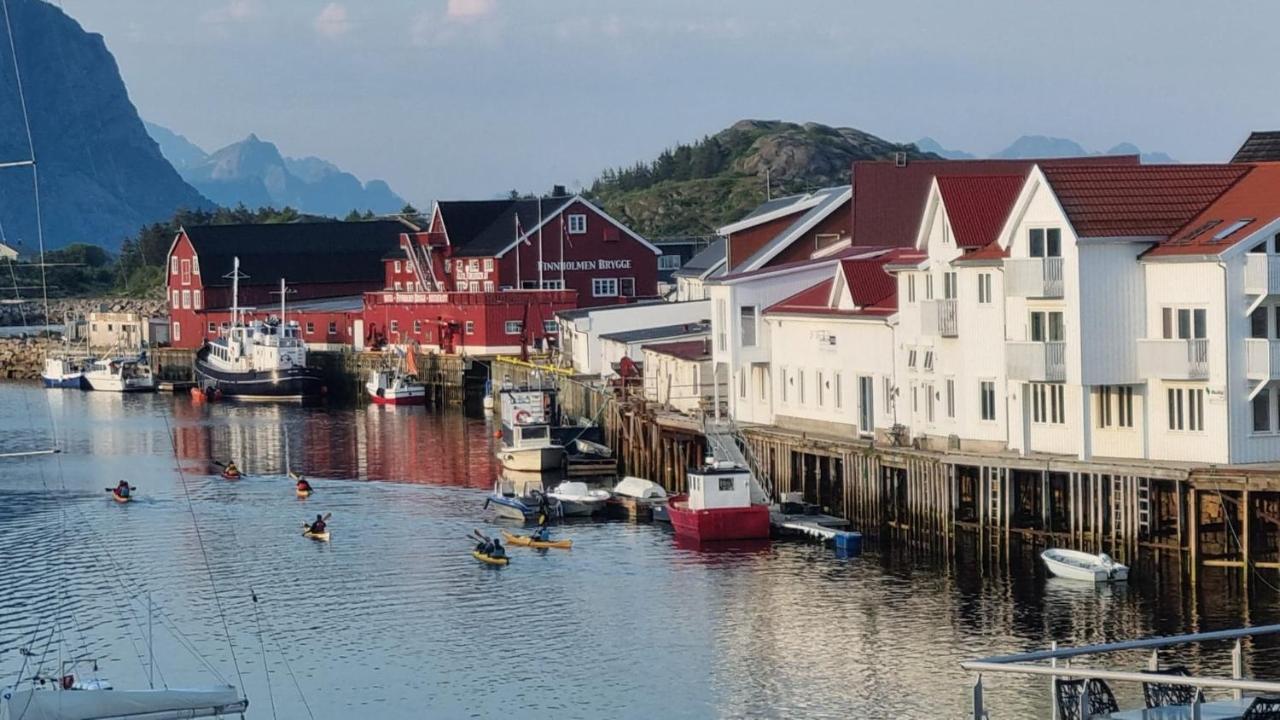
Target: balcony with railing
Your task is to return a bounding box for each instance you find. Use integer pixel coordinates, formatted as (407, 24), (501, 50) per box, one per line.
(1005, 341), (1066, 382)
(1245, 254), (1280, 296)
(1005, 257), (1064, 298)
(1247, 338), (1280, 381)
(920, 298), (958, 338)
(1137, 338), (1209, 380)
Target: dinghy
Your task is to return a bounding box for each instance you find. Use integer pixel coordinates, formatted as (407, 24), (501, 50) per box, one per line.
(548, 481), (611, 517)
(1041, 548), (1129, 583)
(484, 478), (562, 522)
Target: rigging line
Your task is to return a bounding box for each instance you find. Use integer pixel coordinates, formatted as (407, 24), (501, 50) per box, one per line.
(1210, 482), (1280, 596)
(256, 603), (316, 720)
(162, 417), (247, 696)
(250, 591), (278, 720)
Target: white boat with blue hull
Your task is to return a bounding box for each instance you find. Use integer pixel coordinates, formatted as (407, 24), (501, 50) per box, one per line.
(1041, 548), (1129, 583)
(42, 356), (86, 388)
(484, 478), (562, 521)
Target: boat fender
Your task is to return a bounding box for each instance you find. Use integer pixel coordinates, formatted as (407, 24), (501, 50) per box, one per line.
(61, 675), (74, 690)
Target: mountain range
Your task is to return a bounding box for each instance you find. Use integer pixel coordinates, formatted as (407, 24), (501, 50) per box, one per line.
(0, 0), (211, 252)
(915, 135), (1176, 164)
(145, 125), (407, 218)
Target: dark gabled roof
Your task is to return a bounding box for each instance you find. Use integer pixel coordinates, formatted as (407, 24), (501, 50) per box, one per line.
(642, 339), (712, 362)
(1232, 132), (1280, 163)
(736, 193), (808, 224)
(183, 220), (412, 288)
(436, 196), (575, 257)
(672, 238), (727, 278)
(599, 321), (710, 344)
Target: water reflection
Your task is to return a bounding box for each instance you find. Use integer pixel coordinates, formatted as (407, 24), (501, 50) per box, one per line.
(3, 384), (1280, 718)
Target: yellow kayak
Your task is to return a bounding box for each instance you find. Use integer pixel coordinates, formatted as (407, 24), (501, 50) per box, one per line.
(303, 529), (330, 542)
(472, 550), (509, 566)
(502, 530), (572, 550)
(296, 489), (312, 499)
(111, 493), (131, 504)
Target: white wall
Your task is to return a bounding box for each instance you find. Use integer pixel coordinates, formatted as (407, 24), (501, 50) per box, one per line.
(599, 332), (707, 379)
(1079, 243), (1147, 386)
(643, 349), (713, 415)
(560, 300), (709, 375)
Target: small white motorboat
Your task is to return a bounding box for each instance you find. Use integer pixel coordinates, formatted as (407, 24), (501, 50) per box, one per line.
(548, 481), (611, 517)
(484, 478), (562, 522)
(84, 353), (156, 392)
(610, 476), (668, 521)
(1041, 548), (1129, 583)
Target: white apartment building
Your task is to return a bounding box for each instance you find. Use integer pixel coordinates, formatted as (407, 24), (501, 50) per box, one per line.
(671, 239), (725, 302)
(555, 299), (709, 375)
(642, 339), (715, 415)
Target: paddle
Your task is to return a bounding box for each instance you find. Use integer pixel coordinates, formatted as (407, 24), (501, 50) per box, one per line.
(104, 486), (136, 492)
(212, 460), (246, 477)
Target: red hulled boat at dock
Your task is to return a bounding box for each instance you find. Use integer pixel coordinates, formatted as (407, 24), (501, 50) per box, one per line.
(666, 462), (770, 542)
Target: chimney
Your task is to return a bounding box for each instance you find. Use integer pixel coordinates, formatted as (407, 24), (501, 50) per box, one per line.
(894, 151), (907, 168)
(552, 184), (567, 197)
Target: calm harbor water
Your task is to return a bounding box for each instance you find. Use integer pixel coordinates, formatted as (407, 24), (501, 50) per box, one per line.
(2, 382), (1280, 719)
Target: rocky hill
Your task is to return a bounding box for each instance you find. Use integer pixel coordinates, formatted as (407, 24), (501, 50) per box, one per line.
(0, 0), (211, 252)
(148, 128), (408, 217)
(588, 120), (936, 237)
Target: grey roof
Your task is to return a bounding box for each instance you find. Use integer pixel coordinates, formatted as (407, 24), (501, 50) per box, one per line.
(598, 321), (710, 344)
(672, 238), (726, 279)
(554, 299), (670, 321)
(436, 196), (575, 258)
(736, 193), (809, 224)
(1233, 132), (1280, 163)
(737, 185), (850, 271)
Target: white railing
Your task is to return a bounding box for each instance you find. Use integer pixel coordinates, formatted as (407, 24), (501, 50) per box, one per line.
(1245, 254), (1280, 295)
(1005, 341), (1066, 382)
(1137, 338), (1209, 380)
(1247, 338), (1280, 380)
(921, 299), (958, 337)
(1005, 257), (1064, 298)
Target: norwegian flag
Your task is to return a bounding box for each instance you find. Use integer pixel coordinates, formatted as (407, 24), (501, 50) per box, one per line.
(514, 211), (531, 246)
(561, 213), (573, 248)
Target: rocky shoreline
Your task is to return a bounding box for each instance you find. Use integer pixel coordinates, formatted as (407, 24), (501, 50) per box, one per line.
(0, 297), (166, 327)
(0, 337), (58, 380)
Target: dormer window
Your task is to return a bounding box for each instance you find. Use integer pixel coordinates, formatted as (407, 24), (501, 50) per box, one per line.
(568, 214), (587, 234)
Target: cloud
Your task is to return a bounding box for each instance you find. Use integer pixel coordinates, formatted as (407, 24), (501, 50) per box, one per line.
(446, 0), (495, 21)
(200, 0), (256, 25)
(313, 3), (350, 38)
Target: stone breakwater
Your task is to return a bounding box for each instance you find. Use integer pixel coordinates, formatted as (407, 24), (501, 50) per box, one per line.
(0, 337), (57, 379)
(0, 297), (166, 327)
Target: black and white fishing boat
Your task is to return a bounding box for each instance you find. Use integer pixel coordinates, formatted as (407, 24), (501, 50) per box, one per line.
(193, 258), (324, 399)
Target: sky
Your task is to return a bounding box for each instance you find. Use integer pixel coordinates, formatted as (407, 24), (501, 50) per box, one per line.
(54, 0), (1280, 207)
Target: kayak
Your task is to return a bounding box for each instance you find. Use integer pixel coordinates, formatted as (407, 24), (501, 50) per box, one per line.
(221, 471), (241, 480)
(296, 488), (312, 499)
(111, 492), (131, 504)
(302, 529), (330, 542)
(472, 550), (509, 566)
(501, 530), (572, 550)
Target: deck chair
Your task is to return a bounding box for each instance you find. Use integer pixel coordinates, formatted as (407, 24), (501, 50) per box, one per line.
(1244, 695), (1280, 719)
(1055, 678), (1120, 720)
(1142, 666), (1204, 708)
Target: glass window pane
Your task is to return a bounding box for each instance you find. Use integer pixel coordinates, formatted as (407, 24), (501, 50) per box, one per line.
(1254, 307), (1269, 339)
(1255, 391), (1271, 432)
(1048, 312), (1064, 341)
(1030, 312), (1044, 342)
(1163, 308), (1174, 339)
(1178, 309), (1191, 339)
(1029, 229), (1044, 257)
(1046, 228), (1062, 257)
(1193, 309), (1207, 339)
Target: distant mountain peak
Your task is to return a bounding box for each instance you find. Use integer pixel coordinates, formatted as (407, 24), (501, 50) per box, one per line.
(911, 134), (1177, 164)
(914, 136), (976, 160)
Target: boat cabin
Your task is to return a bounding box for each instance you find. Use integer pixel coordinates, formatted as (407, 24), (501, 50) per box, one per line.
(686, 462), (753, 510)
(498, 387), (561, 450)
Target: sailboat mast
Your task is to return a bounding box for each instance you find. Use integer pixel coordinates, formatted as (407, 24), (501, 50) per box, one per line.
(231, 256), (241, 327)
(148, 592), (154, 689)
(279, 277), (286, 322)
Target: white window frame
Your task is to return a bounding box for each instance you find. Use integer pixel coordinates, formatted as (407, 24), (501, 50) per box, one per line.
(543, 320), (558, 334)
(977, 273), (992, 304)
(484, 258), (494, 272)
(394, 260), (402, 273)
(181, 289), (191, 310)
(568, 214), (587, 234)
(171, 290), (180, 309)
(192, 256), (200, 275)
(620, 277), (636, 297)
(658, 255), (681, 271)
(193, 290), (202, 310)
(945, 378), (955, 418)
(180, 258), (191, 285)
(505, 320), (523, 335)
(980, 380), (996, 421)
(329, 321), (338, 335)
(592, 278), (619, 297)
(465, 320), (475, 335)
(740, 305), (757, 347)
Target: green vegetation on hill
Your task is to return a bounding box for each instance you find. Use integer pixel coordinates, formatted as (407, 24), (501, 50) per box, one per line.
(586, 120), (937, 237)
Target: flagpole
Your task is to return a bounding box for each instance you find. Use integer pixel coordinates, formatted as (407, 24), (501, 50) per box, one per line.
(537, 197), (544, 290)
(514, 212), (521, 289)
(559, 213), (565, 288)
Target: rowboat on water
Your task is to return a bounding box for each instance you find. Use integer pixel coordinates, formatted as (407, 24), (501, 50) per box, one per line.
(1041, 548), (1128, 582)
(501, 529), (572, 550)
(473, 550), (509, 566)
(548, 481), (611, 517)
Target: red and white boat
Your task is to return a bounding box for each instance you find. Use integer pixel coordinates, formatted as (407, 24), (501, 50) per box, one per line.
(366, 348), (427, 405)
(667, 462), (771, 542)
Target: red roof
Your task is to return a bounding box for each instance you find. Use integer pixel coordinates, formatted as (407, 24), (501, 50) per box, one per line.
(1146, 164), (1280, 257)
(1041, 164), (1249, 238)
(840, 257), (897, 309)
(642, 339), (712, 361)
(850, 155), (1138, 248)
(935, 175), (1025, 248)
(764, 278), (836, 316)
(954, 241), (1010, 264)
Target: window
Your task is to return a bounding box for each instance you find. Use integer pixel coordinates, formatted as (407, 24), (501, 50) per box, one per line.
(757, 366), (768, 401)
(484, 258), (494, 272)
(816, 371), (825, 407)
(543, 320), (558, 334)
(172, 321), (180, 342)
(907, 349), (917, 369)
(170, 257), (178, 275)
(1254, 390), (1272, 433)
(1029, 228), (1062, 257)
(189, 290), (200, 310)
(907, 275), (916, 303)
(412, 320), (421, 334)
(465, 321), (474, 335)
(192, 256), (199, 275)
(1030, 311), (1064, 342)
(592, 278), (618, 297)
(505, 320), (523, 335)
(978, 273), (992, 304)
(716, 300), (727, 351)
(455, 260), (464, 272)
(739, 371), (747, 398)
(1097, 386), (1113, 428)
(798, 370), (806, 405)
(834, 373), (843, 409)
(1161, 307), (1207, 339)
(1031, 383), (1065, 424)
(1097, 385), (1135, 428)
(181, 289), (191, 309)
(394, 260), (402, 273)
(718, 477), (734, 492)
(883, 377), (893, 413)
(925, 274), (934, 300)
(658, 255), (681, 271)
(568, 214), (587, 234)
(469, 281), (480, 292)
(456, 280), (467, 291)
(329, 321), (338, 335)
(207, 322), (216, 333)
(740, 306), (757, 347)
(781, 367), (789, 403)
(620, 278), (636, 297)
(180, 259), (191, 285)
(1118, 387), (1134, 427)
(484, 281), (494, 293)
(390, 320), (399, 334)
(305, 322), (315, 334)
(923, 351), (934, 372)
(925, 383), (935, 422)
(943, 272), (957, 300)
(1212, 219), (1254, 241)
(980, 381), (996, 421)
(542, 280), (565, 290)
(945, 378), (955, 418)
(171, 290), (180, 309)
(1167, 387), (1204, 432)
(911, 384), (919, 413)
(468, 259), (479, 272)
(1253, 307), (1269, 339)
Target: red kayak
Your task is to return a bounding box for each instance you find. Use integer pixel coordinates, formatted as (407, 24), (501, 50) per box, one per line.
(221, 470), (242, 480)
